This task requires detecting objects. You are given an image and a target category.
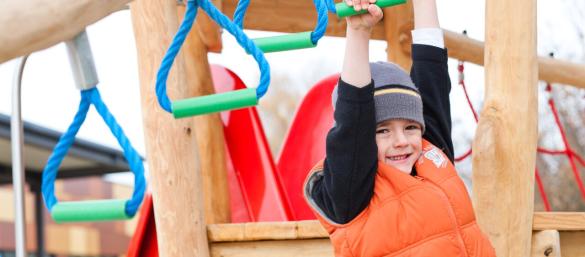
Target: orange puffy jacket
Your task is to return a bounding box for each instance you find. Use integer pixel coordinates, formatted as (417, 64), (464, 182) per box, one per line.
(304, 140), (496, 257)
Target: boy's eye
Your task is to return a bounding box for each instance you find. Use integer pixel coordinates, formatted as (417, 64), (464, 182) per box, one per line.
(376, 128), (389, 134)
(406, 125), (421, 130)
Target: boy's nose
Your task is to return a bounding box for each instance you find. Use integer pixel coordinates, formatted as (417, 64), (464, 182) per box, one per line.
(392, 131), (408, 148)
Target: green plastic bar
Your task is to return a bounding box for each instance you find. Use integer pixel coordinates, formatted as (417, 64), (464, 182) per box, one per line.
(51, 199), (130, 223)
(253, 31), (316, 53)
(335, 0), (406, 18)
(172, 88), (258, 118)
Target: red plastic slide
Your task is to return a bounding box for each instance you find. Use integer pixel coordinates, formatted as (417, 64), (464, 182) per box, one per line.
(127, 66), (338, 256)
(276, 74), (337, 220)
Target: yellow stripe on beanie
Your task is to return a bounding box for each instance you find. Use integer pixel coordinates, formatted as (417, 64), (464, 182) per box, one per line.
(374, 88), (421, 98)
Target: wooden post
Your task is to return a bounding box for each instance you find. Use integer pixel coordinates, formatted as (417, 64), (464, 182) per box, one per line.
(383, 1), (413, 70)
(472, 0), (538, 256)
(130, 0), (210, 256)
(531, 230), (561, 257)
(179, 5), (231, 224)
(0, 0), (130, 63)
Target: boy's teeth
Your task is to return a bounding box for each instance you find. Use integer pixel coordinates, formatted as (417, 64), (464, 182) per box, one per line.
(388, 154), (408, 161)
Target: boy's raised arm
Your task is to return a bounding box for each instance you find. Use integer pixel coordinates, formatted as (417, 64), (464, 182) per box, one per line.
(309, 3), (383, 224)
(410, 0), (454, 161)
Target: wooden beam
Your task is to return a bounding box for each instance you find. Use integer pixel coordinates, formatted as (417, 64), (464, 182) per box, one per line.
(560, 231), (585, 257)
(221, 0), (585, 89)
(472, 0), (538, 257)
(178, 4), (231, 224)
(533, 212), (585, 231)
(531, 230), (561, 257)
(383, 1), (413, 70)
(130, 0), (209, 256)
(211, 239), (333, 257)
(207, 217), (585, 257)
(0, 0), (130, 64)
(222, 0), (386, 39)
(403, 30), (585, 89)
(194, 0), (223, 53)
(207, 221), (327, 242)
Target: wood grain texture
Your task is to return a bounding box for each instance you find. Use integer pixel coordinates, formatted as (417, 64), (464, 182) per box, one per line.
(193, 0), (223, 53)
(403, 29), (585, 89)
(207, 220), (328, 242)
(179, 4), (231, 225)
(211, 239), (334, 257)
(531, 230), (561, 257)
(533, 212), (585, 231)
(222, 0), (585, 89)
(383, 1), (414, 70)
(472, 1), (538, 257)
(222, 0), (386, 40)
(0, 0), (129, 63)
(560, 231), (585, 257)
(130, 0), (210, 256)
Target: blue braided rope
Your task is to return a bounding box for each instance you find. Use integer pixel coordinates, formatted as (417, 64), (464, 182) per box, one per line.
(232, 0), (249, 28)
(197, 0), (270, 97)
(310, 0), (329, 45)
(233, 0), (329, 45)
(155, 1), (198, 113)
(42, 88), (146, 217)
(325, 0), (337, 13)
(155, 0), (270, 107)
(42, 95), (90, 210)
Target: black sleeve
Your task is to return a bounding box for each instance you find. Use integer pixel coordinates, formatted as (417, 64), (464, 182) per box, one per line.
(310, 79), (378, 224)
(410, 44), (454, 162)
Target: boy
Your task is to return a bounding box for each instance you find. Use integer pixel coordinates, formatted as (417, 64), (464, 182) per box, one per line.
(303, 0), (496, 256)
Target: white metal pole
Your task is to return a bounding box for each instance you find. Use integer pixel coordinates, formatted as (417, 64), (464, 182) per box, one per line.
(11, 55), (29, 257)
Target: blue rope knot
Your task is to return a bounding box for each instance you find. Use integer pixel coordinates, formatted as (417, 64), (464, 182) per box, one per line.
(42, 87), (146, 217)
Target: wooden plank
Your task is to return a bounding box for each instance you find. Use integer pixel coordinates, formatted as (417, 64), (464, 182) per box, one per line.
(0, 0), (129, 63)
(531, 230), (561, 257)
(208, 220), (328, 242)
(428, 30), (585, 89)
(194, 0), (223, 53)
(472, 0), (538, 257)
(222, 0), (386, 39)
(383, 1), (413, 70)
(178, 4), (231, 225)
(211, 239), (334, 257)
(222, 0), (585, 89)
(129, 0), (210, 256)
(533, 212), (585, 231)
(560, 231), (585, 257)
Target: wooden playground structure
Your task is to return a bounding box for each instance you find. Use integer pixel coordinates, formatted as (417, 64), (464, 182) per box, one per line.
(2, 0), (585, 256)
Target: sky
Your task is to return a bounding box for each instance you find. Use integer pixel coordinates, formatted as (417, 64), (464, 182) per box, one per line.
(0, 0), (582, 185)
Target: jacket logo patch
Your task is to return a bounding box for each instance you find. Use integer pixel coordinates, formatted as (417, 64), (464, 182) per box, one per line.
(424, 148), (446, 168)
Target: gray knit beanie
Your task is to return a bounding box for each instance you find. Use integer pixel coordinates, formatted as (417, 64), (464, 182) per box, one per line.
(332, 61), (425, 131)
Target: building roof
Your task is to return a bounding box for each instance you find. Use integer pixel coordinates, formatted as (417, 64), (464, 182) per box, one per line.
(0, 113), (133, 185)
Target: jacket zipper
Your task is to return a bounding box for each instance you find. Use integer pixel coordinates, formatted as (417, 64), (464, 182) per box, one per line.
(415, 176), (469, 257)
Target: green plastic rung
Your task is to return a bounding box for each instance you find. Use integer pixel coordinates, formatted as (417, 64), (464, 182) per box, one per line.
(51, 199), (130, 223)
(253, 31), (316, 53)
(335, 0), (406, 18)
(172, 88), (258, 118)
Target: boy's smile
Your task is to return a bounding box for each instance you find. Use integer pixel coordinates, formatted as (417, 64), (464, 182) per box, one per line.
(376, 119), (423, 174)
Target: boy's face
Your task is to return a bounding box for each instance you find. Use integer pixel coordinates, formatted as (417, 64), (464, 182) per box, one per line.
(375, 119), (423, 174)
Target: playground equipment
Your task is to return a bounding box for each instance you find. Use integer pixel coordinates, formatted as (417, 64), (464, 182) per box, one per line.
(4, 0), (585, 256)
(37, 30), (146, 223)
(156, 0), (405, 119)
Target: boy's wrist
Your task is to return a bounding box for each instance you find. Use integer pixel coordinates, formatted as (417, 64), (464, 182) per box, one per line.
(346, 27), (372, 38)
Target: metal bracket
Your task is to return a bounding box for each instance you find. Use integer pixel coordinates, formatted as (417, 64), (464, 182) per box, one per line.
(65, 30), (99, 90)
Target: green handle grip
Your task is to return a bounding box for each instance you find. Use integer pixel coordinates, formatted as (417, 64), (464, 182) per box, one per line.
(335, 0), (406, 18)
(51, 199), (131, 223)
(253, 31), (316, 53)
(172, 88), (258, 118)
